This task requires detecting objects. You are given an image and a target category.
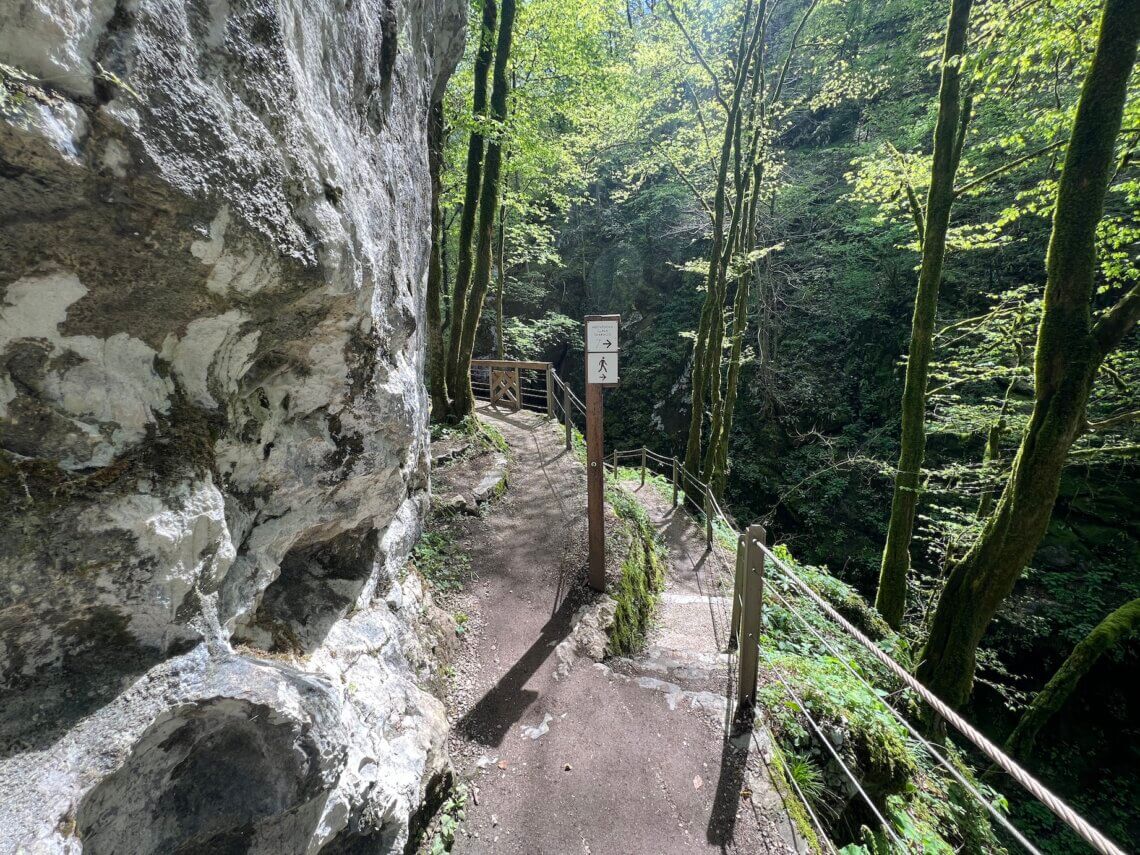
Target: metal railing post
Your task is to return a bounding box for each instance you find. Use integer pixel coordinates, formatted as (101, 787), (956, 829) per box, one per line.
(612, 449), (617, 479)
(729, 533), (744, 650)
(545, 365), (555, 418)
(640, 448), (647, 486)
(563, 381), (572, 451)
(703, 491), (713, 548)
(671, 458), (678, 507)
(734, 523), (765, 732)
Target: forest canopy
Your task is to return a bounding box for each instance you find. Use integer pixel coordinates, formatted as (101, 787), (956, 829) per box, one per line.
(429, 0), (1139, 849)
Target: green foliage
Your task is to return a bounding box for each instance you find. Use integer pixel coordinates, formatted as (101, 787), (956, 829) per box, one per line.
(427, 781), (469, 854)
(502, 312), (582, 361)
(760, 545), (1008, 852)
(412, 531), (471, 595)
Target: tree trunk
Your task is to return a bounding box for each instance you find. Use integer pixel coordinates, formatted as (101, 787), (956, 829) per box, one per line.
(875, 0), (974, 629)
(426, 99), (449, 421)
(682, 0), (763, 482)
(496, 200), (507, 359)
(1006, 597), (1140, 760)
(451, 0), (517, 418)
(916, 0), (1140, 711)
(444, 0), (497, 415)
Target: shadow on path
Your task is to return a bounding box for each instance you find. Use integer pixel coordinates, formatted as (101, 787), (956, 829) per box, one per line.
(455, 593), (579, 748)
(707, 732), (751, 850)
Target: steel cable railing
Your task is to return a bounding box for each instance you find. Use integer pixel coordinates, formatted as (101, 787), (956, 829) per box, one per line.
(765, 658), (904, 848)
(755, 538), (1126, 855)
(540, 370), (1126, 855)
(763, 583), (1042, 854)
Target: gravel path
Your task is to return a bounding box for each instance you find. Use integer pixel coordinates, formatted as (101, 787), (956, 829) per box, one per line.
(439, 404), (802, 854)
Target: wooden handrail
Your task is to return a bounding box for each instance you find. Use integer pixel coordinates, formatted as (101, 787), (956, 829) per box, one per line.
(470, 359), (552, 371)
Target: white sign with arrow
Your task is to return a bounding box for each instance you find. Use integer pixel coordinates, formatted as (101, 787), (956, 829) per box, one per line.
(585, 316), (619, 386)
(583, 313), (620, 590)
(587, 352), (618, 384)
(586, 320), (618, 353)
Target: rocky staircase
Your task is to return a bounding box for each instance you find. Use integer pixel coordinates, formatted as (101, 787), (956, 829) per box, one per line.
(609, 477), (741, 715)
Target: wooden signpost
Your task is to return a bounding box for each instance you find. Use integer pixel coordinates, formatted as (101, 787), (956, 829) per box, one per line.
(585, 314), (619, 591)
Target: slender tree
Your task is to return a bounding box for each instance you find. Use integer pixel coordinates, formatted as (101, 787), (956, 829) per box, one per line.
(916, 0), (1140, 710)
(681, 0), (764, 486)
(451, 0), (518, 416)
(444, 0), (498, 414)
(427, 99), (450, 419)
(875, 0), (974, 629)
(496, 199), (507, 359)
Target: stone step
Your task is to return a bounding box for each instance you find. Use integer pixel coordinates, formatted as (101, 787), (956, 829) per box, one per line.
(615, 643), (735, 697)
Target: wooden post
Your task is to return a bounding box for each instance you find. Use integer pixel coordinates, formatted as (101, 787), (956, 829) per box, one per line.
(563, 381), (572, 452)
(734, 523), (766, 732)
(704, 491), (713, 548)
(729, 534), (744, 650)
(640, 448), (647, 487)
(586, 381), (606, 591)
(545, 365), (555, 418)
(584, 313), (619, 594)
(671, 458), (679, 507)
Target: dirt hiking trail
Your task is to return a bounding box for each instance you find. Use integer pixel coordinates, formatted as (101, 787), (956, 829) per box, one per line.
(432, 403), (804, 854)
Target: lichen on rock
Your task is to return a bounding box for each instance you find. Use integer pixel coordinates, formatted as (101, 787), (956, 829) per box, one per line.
(0, 0), (465, 851)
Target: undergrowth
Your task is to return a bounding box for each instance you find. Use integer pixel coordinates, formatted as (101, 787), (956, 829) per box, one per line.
(411, 530), (471, 595)
(426, 781), (469, 854)
(760, 544), (1011, 853)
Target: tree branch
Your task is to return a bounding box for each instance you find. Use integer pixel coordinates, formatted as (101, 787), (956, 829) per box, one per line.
(952, 138), (1067, 197)
(767, 0), (823, 106)
(886, 142), (925, 246)
(1068, 444), (1140, 459)
(662, 0), (728, 110)
(653, 140), (715, 223)
(1093, 282), (1140, 358)
(1084, 408), (1140, 433)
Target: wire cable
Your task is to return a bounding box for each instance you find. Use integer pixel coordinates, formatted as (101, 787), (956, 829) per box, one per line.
(765, 584), (1042, 854)
(758, 544), (1126, 855)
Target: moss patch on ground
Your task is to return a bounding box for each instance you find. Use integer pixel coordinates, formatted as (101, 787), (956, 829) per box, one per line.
(431, 414), (509, 455)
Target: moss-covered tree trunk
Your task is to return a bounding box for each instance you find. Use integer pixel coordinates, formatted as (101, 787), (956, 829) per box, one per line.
(916, 0), (1140, 711)
(874, 0), (974, 629)
(1006, 597), (1140, 760)
(451, 0), (517, 418)
(443, 0), (497, 417)
(426, 99), (449, 421)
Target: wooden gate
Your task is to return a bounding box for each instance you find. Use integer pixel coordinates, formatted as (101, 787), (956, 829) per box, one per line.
(490, 366), (521, 411)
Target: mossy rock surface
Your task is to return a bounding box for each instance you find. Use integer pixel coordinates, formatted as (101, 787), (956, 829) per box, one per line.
(605, 482), (667, 657)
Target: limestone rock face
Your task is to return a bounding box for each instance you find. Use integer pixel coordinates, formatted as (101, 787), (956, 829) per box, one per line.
(0, 0), (464, 851)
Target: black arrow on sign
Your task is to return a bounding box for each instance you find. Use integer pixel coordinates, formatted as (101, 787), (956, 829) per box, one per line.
(603, 339), (613, 349)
